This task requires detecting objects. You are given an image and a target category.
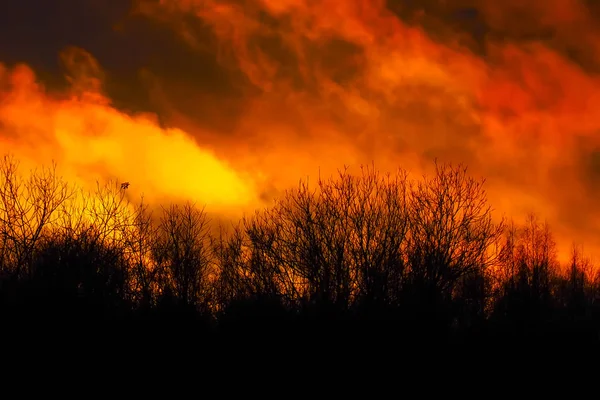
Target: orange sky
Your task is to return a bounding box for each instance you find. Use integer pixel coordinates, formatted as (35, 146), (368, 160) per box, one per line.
(1, 0), (600, 262)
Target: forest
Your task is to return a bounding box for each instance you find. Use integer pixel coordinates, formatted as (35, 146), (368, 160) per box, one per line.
(1, 154), (598, 358)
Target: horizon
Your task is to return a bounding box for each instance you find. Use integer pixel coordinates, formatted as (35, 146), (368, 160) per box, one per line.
(2, 1), (600, 265)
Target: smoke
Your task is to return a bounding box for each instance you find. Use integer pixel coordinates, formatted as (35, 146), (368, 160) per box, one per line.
(2, 0), (600, 260)
(0, 47), (258, 218)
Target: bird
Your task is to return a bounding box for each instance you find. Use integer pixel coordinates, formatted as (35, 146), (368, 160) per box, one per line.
(120, 182), (130, 190)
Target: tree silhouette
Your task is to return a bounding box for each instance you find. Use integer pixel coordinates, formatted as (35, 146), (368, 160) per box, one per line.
(494, 214), (559, 331)
(153, 202), (213, 312)
(0, 155), (73, 279)
(1, 153), (599, 352)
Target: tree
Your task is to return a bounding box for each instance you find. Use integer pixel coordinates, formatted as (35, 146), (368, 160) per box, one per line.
(242, 165), (411, 314)
(494, 214), (560, 327)
(404, 163), (504, 309)
(0, 155), (73, 278)
(154, 202), (213, 310)
(123, 197), (161, 308)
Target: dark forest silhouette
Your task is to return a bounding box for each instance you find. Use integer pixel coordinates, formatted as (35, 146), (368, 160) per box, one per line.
(1, 154), (599, 355)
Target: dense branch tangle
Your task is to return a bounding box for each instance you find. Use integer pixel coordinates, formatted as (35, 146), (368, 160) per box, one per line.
(3, 154), (557, 320)
(230, 163), (504, 311)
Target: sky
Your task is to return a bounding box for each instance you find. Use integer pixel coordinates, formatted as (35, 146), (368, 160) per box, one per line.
(1, 0), (600, 261)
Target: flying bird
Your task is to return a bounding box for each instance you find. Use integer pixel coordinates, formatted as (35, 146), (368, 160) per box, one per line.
(120, 182), (130, 190)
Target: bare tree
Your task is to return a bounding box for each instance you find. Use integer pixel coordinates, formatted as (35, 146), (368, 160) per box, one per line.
(154, 202), (213, 310)
(518, 214), (558, 305)
(405, 162), (504, 298)
(84, 180), (135, 247)
(241, 165), (413, 313)
(0, 155), (73, 278)
(122, 197), (161, 307)
(212, 223), (251, 309)
(556, 244), (595, 316)
(321, 165), (410, 308)
(493, 213), (560, 324)
(244, 170), (357, 310)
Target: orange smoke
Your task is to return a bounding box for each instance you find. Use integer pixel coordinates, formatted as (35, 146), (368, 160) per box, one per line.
(3, 0), (600, 263)
(0, 47), (258, 216)
(130, 0), (600, 261)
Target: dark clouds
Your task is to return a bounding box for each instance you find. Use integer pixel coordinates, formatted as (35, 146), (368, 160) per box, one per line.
(2, 0), (598, 125)
(0, 0), (246, 130)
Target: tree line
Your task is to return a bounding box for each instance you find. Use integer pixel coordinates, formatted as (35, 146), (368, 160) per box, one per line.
(1, 154), (599, 349)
